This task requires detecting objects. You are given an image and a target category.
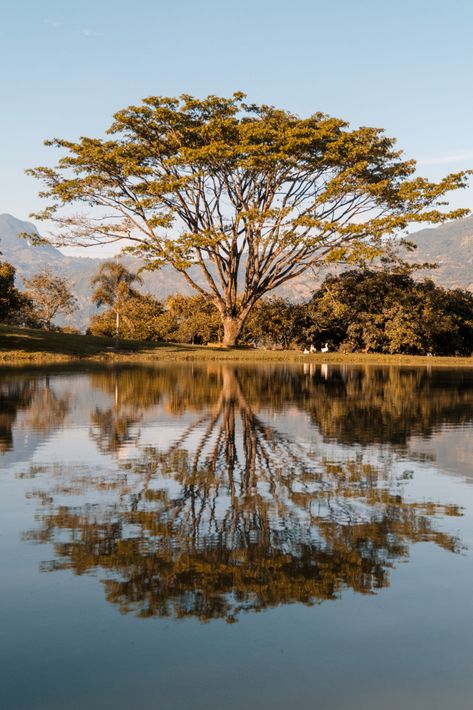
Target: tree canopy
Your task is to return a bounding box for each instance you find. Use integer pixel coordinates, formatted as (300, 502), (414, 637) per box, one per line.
(0, 261), (24, 322)
(28, 93), (470, 344)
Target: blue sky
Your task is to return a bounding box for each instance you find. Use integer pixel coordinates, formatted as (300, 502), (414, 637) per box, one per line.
(1, 0), (472, 255)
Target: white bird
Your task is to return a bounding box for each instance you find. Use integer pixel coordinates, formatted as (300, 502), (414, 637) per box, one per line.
(303, 347), (310, 354)
(310, 345), (317, 353)
(321, 342), (329, 353)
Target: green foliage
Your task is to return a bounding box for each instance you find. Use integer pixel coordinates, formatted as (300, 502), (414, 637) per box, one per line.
(86, 271), (473, 356)
(88, 292), (221, 344)
(91, 260), (143, 339)
(89, 293), (165, 341)
(0, 261), (39, 327)
(29, 92), (470, 345)
(305, 269), (473, 355)
(159, 294), (222, 344)
(242, 297), (306, 349)
(0, 261), (22, 321)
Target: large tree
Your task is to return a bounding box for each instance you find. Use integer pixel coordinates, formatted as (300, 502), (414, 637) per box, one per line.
(28, 93), (469, 345)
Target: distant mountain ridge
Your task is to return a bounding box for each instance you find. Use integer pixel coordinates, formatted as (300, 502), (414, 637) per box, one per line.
(1, 212), (473, 329)
(0, 214), (66, 263)
(0, 213), (194, 328)
(405, 216), (473, 291)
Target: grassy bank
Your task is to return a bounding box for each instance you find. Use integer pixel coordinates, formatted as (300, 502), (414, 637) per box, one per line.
(1, 324), (473, 368)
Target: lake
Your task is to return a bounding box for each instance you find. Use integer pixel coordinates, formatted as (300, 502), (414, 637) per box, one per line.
(1, 363), (473, 709)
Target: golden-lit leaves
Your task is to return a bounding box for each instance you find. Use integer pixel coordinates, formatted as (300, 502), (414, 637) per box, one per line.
(28, 93), (470, 344)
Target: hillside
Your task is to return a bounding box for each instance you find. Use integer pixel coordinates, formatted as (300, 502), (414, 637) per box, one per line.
(405, 216), (473, 291)
(0, 214), (195, 328)
(1, 212), (473, 329)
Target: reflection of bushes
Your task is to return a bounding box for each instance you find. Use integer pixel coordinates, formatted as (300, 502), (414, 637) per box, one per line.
(24, 367), (463, 623)
(5, 364), (473, 459)
(305, 366), (473, 446)
(0, 377), (70, 454)
(0, 381), (35, 453)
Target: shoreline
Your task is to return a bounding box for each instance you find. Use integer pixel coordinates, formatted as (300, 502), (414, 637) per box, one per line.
(2, 325), (473, 369)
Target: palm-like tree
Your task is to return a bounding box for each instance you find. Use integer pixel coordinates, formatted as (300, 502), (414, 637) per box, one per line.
(91, 260), (143, 344)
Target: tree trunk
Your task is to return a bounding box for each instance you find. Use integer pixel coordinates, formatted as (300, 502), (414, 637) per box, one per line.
(115, 309), (120, 348)
(222, 316), (245, 347)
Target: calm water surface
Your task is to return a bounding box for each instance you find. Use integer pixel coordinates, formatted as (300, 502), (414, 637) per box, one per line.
(1, 363), (473, 709)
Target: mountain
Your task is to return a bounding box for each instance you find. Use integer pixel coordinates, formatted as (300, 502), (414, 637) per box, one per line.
(2, 212), (473, 329)
(0, 214), (102, 328)
(405, 216), (473, 291)
(0, 214), (67, 268)
(0, 214), (194, 328)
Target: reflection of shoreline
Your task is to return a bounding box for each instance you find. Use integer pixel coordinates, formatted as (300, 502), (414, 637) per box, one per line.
(4, 363), (473, 479)
(0, 376), (72, 465)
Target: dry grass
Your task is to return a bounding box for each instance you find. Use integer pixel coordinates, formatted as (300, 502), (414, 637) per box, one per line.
(1, 324), (473, 368)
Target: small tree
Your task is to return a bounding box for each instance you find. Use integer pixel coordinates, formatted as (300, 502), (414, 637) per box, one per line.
(23, 271), (77, 330)
(89, 292), (164, 341)
(91, 261), (143, 343)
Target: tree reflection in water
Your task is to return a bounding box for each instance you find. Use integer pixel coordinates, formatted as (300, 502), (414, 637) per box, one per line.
(23, 365), (465, 623)
(304, 364), (473, 446)
(0, 379), (35, 453)
(0, 375), (70, 454)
